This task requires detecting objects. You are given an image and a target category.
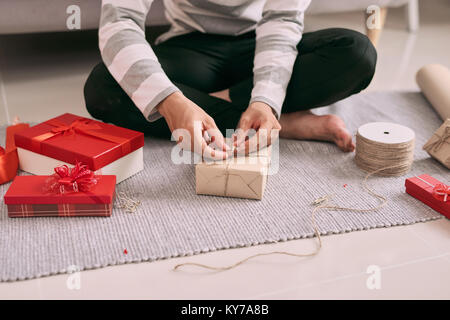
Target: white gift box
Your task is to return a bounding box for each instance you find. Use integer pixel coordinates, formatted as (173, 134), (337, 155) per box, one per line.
(13, 113), (145, 184)
(17, 147), (143, 184)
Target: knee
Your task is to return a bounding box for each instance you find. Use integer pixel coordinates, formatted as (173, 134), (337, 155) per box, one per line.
(84, 62), (113, 120)
(335, 28), (377, 90)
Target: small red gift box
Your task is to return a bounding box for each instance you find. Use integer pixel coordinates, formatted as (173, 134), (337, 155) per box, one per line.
(0, 122), (29, 185)
(14, 113), (144, 183)
(405, 174), (450, 218)
(4, 175), (116, 217)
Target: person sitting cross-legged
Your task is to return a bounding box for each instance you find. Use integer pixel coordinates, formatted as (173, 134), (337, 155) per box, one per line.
(84, 0), (377, 159)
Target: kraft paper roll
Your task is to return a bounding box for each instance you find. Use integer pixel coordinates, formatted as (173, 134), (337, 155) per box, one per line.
(416, 64), (450, 121)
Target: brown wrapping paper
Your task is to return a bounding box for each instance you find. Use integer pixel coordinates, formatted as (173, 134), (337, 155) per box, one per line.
(423, 119), (450, 169)
(196, 146), (271, 200)
(416, 64), (450, 121)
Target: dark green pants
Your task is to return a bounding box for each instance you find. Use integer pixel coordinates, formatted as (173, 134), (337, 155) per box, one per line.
(84, 28), (376, 138)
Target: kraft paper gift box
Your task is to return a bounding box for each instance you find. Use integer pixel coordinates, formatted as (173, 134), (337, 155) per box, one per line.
(423, 119), (450, 169)
(14, 113), (144, 183)
(405, 174), (449, 218)
(4, 175), (116, 217)
(196, 147), (271, 200)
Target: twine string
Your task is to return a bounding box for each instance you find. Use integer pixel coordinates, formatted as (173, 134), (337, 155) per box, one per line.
(427, 126), (450, 152)
(173, 127), (415, 272)
(205, 151), (270, 198)
(116, 191), (141, 213)
(173, 165), (397, 272)
(223, 163), (230, 197)
(355, 131), (415, 176)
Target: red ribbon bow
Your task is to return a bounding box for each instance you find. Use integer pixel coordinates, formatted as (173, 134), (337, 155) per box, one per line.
(44, 162), (98, 194)
(50, 119), (102, 136)
(31, 117), (131, 156)
(433, 183), (450, 202)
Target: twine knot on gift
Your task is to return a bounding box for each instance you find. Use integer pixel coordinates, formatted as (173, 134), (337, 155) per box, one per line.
(415, 176), (449, 202)
(202, 151), (270, 198)
(45, 162), (98, 194)
(223, 163), (231, 197)
(425, 125), (450, 152)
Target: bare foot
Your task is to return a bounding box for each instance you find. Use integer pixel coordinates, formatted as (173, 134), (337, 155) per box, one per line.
(209, 89), (231, 102)
(279, 111), (355, 152)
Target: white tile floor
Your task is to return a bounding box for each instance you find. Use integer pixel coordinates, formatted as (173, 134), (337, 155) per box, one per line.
(0, 0), (449, 299)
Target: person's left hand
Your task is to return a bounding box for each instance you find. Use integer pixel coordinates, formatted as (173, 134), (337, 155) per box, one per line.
(234, 101), (281, 155)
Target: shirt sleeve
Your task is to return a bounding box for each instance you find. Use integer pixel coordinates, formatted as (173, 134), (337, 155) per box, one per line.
(98, 0), (180, 122)
(251, 0), (311, 118)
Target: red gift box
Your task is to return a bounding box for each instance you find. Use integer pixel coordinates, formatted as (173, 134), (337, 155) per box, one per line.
(14, 113), (144, 171)
(4, 175), (116, 217)
(405, 174), (450, 218)
(0, 122), (29, 185)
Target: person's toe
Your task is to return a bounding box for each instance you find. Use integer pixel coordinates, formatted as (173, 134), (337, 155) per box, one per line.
(333, 127), (354, 152)
(348, 139), (356, 152)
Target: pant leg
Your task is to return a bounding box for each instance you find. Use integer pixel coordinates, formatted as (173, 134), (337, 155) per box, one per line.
(84, 63), (245, 138)
(229, 28), (377, 113)
(84, 33), (245, 138)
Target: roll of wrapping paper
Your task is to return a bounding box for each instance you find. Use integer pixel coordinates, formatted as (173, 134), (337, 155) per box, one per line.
(416, 64), (450, 121)
(0, 122), (29, 184)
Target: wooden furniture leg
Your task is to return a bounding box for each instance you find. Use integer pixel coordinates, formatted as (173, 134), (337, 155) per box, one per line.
(365, 6), (388, 47)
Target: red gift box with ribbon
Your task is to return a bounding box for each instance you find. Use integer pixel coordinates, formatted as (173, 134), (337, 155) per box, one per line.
(4, 162), (116, 217)
(405, 174), (450, 218)
(14, 113), (144, 183)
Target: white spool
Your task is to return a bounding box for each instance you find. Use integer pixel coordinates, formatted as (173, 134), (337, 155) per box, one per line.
(355, 122), (415, 176)
(358, 122), (415, 144)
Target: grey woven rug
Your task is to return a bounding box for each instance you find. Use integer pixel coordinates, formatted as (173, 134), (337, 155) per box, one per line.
(0, 91), (447, 282)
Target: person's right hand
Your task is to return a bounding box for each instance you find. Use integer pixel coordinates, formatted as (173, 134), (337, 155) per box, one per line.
(157, 92), (230, 160)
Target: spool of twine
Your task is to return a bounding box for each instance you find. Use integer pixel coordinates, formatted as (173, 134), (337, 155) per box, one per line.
(355, 122), (415, 176)
(173, 122), (416, 272)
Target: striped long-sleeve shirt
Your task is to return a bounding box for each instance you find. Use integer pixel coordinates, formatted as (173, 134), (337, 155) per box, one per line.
(99, 0), (311, 121)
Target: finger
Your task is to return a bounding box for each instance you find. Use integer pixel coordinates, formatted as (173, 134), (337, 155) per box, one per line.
(237, 122), (272, 155)
(270, 127), (280, 146)
(203, 130), (211, 144)
(234, 128), (249, 149)
(235, 128), (258, 156)
(195, 123), (228, 160)
(235, 117), (251, 147)
(210, 131), (231, 154)
(172, 128), (190, 150)
(264, 124), (280, 148)
(201, 139), (228, 160)
(204, 124), (230, 153)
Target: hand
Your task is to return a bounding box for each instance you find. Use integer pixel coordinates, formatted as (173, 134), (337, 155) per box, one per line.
(235, 102), (281, 155)
(157, 92), (229, 160)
